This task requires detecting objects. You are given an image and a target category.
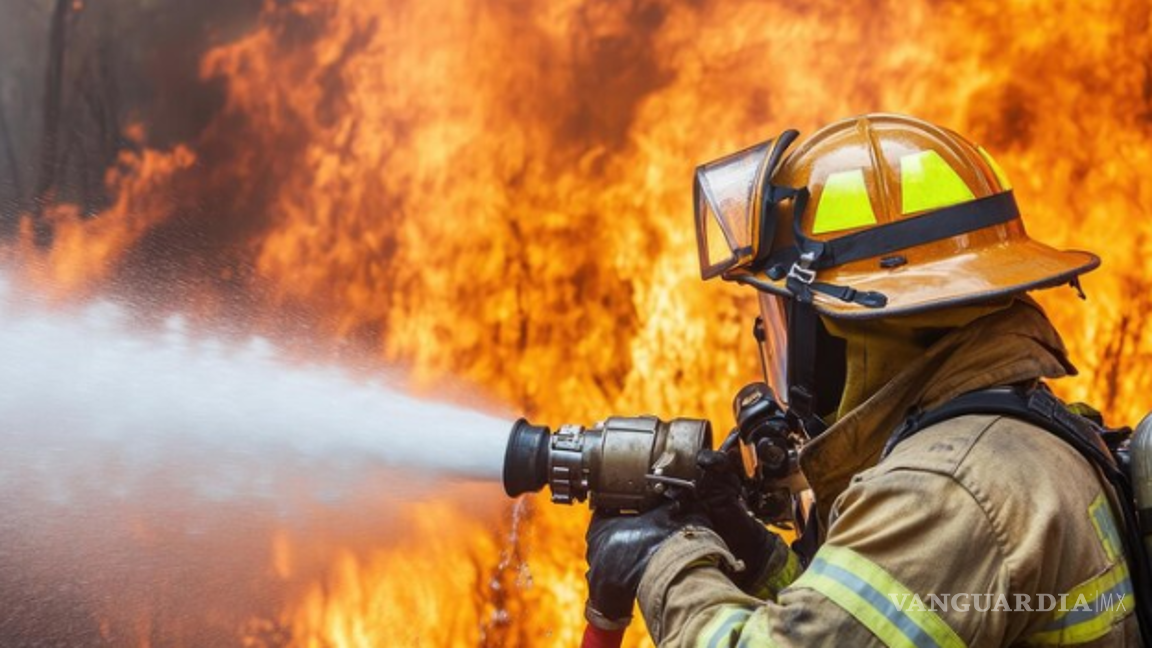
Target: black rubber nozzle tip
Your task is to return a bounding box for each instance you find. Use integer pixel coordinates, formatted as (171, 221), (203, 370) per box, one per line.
(503, 418), (551, 498)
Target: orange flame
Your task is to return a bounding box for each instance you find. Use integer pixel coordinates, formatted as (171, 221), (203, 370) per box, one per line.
(11, 131), (195, 297)
(9, 0), (1152, 645)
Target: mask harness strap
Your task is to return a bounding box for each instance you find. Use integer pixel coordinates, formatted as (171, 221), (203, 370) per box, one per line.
(756, 185), (828, 436)
(753, 178), (856, 434)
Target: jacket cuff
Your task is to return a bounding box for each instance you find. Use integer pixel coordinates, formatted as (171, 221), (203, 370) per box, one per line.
(637, 526), (739, 641)
(744, 535), (801, 600)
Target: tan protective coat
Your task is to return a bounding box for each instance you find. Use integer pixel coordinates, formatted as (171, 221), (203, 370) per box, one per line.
(637, 302), (1139, 646)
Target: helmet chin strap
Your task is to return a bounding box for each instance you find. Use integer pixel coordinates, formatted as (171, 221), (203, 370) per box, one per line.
(784, 293), (827, 438)
(782, 199), (827, 435)
(769, 188), (827, 437)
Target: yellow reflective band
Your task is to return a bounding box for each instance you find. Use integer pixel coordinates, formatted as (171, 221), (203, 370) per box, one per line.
(787, 545), (965, 648)
(977, 146), (1013, 190)
(696, 606), (753, 648)
(735, 613), (780, 648)
(900, 150), (976, 215)
(812, 169), (878, 234)
(1027, 561), (1135, 645)
(752, 549), (803, 601)
(1088, 493), (1123, 563)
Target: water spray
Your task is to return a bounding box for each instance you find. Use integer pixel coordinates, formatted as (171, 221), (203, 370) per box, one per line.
(0, 277), (511, 644)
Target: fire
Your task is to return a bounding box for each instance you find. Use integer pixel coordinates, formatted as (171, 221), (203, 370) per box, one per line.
(9, 130), (195, 297)
(278, 500), (500, 648)
(7, 0), (1152, 645)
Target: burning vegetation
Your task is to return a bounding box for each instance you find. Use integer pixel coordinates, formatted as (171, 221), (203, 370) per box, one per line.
(1, 0), (1151, 646)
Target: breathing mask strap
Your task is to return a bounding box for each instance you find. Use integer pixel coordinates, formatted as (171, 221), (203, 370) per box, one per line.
(786, 298), (825, 436)
(781, 188), (827, 436)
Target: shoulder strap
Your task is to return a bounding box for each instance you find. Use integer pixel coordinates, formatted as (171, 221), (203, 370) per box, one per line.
(884, 386), (1152, 639)
(884, 387), (1114, 464)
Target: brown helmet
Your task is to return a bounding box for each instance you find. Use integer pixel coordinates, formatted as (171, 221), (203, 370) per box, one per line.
(694, 113), (1098, 319)
(693, 113), (1098, 422)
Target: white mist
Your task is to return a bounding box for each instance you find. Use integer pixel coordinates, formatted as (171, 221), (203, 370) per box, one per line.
(0, 274), (518, 645)
(0, 278), (512, 495)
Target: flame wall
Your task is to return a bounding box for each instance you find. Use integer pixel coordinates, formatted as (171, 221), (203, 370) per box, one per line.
(6, 0), (1152, 645)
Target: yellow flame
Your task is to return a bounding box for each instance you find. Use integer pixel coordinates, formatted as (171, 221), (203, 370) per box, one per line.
(9, 0), (1152, 645)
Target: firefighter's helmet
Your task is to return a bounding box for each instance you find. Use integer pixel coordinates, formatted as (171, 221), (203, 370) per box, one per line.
(694, 113), (1098, 319)
(694, 113), (1099, 418)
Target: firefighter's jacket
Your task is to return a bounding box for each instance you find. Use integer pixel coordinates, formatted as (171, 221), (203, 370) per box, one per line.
(637, 301), (1140, 646)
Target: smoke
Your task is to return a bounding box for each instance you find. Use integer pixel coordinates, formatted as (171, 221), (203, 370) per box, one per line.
(0, 272), (512, 645)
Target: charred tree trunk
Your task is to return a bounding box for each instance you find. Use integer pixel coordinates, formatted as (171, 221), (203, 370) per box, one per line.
(0, 103), (22, 237)
(77, 44), (120, 218)
(30, 0), (71, 247)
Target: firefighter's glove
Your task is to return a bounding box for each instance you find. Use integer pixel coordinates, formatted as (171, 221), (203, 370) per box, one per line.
(696, 444), (775, 591)
(584, 501), (705, 630)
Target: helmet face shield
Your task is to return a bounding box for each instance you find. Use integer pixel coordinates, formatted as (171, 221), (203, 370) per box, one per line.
(693, 131), (800, 280)
(694, 141), (771, 278)
(756, 292), (790, 405)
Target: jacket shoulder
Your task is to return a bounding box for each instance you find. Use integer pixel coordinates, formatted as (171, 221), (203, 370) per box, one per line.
(860, 413), (1120, 597)
(832, 415), (1133, 643)
(873, 414), (1109, 547)
(876, 413), (1001, 477)
(876, 412), (1100, 484)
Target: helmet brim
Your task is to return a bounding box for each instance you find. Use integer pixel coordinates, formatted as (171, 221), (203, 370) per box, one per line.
(731, 239), (1100, 320)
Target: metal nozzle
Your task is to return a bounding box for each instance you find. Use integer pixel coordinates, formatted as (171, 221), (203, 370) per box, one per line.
(501, 415), (711, 512)
(503, 418), (551, 498)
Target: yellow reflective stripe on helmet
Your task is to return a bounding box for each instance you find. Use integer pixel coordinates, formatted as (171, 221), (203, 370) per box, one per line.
(1088, 493), (1123, 563)
(751, 548), (803, 601)
(1026, 561), (1134, 645)
(900, 150), (976, 215)
(976, 146), (1013, 190)
(787, 545), (965, 648)
(812, 169), (877, 234)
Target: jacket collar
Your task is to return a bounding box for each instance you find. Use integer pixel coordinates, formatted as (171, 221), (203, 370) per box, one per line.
(798, 299), (1075, 527)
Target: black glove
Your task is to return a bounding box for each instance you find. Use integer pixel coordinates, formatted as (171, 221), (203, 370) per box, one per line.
(584, 501), (704, 629)
(696, 438), (776, 589)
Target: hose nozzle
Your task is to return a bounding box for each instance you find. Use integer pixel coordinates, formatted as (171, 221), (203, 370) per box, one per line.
(503, 418), (552, 498)
(502, 415), (711, 512)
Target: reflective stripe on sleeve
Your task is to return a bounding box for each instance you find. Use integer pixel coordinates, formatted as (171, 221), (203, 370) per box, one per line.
(785, 544), (965, 648)
(1088, 493), (1123, 563)
(695, 606), (752, 648)
(1027, 560), (1135, 645)
(751, 549), (803, 601)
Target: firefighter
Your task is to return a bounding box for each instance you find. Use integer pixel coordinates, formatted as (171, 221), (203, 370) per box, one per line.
(584, 114), (1142, 646)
